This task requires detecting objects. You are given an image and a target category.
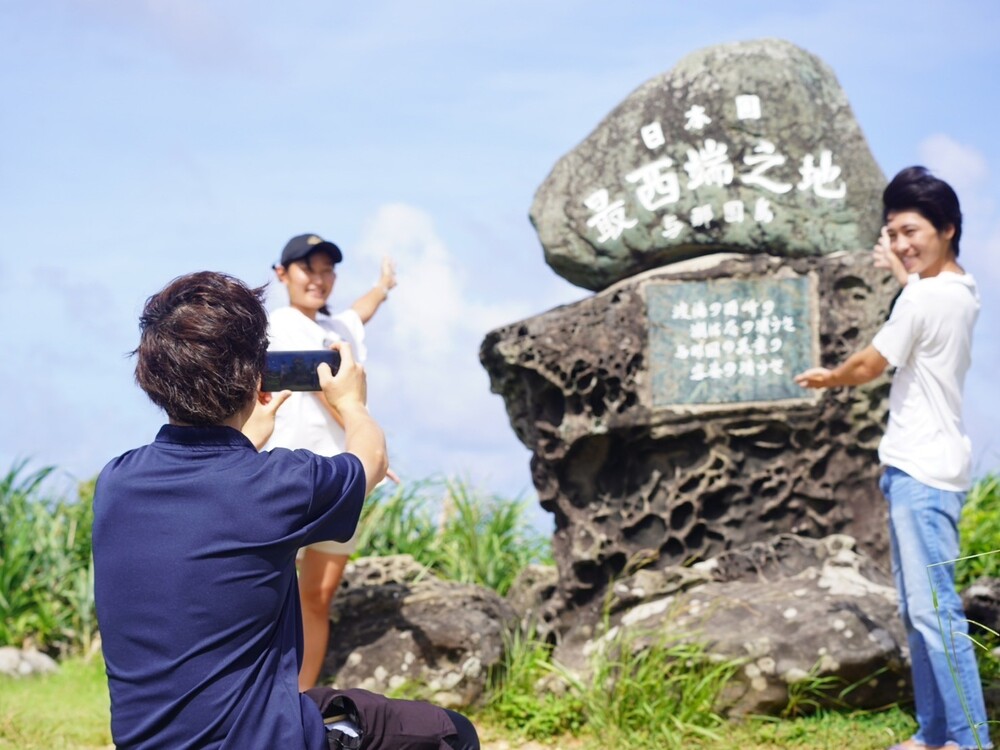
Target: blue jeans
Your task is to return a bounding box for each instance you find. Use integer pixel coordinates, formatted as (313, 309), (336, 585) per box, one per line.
(881, 467), (992, 749)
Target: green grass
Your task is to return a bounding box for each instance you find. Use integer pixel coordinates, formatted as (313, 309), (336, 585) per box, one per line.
(707, 708), (917, 749)
(0, 657), (111, 750)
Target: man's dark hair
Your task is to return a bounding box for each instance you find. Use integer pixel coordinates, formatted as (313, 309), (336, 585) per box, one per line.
(134, 271), (269, 425)
(883, 165), (963, 256)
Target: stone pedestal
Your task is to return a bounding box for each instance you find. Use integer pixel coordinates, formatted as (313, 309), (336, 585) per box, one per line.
(481, 252), (896, 620)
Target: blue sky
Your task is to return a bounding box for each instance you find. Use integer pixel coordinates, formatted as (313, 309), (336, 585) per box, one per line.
(2, 1), (999, 513)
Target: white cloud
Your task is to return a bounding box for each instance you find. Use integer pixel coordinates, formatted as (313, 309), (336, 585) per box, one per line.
(918, 134), (989, 188)
(349, 203), (540, 490)
(918, 134), (994, 219)
(916, 135), (999, 296)
(354, 203), (530, 360)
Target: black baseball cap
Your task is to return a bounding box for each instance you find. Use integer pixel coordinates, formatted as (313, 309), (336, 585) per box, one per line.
(277, 234), (343, 267)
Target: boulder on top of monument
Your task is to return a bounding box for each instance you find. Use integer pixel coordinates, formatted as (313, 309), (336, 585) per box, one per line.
(530, 38), (885, 291)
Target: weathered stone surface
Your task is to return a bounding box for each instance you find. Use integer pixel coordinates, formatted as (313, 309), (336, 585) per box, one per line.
(504, 563), (559, 631)
(531, 38), (885, 291)
(480, 251), (897, 621)
(322, 555), (518, 708)
(553, 535), (908, 717)
(962, 576), (1000, 636)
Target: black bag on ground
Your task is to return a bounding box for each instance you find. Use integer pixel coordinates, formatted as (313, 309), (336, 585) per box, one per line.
(303, 687), (467, 750)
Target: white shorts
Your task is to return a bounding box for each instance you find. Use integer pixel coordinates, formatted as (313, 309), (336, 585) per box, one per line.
(298, 523), (360, 557)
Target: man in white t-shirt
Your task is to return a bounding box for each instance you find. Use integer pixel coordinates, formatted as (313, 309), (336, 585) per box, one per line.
(795, 167), (990, 750)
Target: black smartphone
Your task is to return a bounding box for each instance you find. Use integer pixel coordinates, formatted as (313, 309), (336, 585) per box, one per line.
(262, 350), (341, 392)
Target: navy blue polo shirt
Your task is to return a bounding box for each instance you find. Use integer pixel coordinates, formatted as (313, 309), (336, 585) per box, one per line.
(93, 424), (365, 749)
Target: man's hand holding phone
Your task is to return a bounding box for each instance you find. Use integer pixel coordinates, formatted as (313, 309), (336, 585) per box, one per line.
(319, 341), (368, 414)
(319, 341), (387, 494)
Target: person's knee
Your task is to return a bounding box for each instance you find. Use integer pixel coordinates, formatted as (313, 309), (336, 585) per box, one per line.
(301, 583), (338, 610)
(443, 709), (479, 750)
(299, 554), (348, 607)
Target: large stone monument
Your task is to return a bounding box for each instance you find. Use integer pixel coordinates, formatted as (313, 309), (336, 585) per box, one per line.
(480, 38), (897, 627)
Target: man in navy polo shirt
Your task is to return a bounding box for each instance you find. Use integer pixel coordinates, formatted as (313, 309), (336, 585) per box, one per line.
(93, 271), (478, 750)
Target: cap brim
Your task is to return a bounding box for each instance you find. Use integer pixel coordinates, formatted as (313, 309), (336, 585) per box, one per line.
(281, 241), (343, 266)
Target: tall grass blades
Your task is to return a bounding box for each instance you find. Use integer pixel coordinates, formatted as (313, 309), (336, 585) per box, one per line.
(484, 627), (586, 740)
(580, 631), (739, 749)
(0, 461), (95, 656)
(484, 622), (739, 749)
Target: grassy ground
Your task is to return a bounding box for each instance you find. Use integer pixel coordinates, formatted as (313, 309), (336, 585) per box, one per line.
(476, 708), (919, 749)
(0, 657), (111, 750)
(0, 656), (922, 750)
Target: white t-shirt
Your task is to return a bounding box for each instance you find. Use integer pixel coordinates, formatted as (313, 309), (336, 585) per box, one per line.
(263, 306), (367, 456)
(871, 272), (979, 491)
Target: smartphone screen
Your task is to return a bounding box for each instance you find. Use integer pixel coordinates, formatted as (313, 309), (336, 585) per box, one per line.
(262, 350), (341, 392)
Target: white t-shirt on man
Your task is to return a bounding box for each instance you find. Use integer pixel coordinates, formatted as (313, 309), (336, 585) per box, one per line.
(871, 272), (979, 491)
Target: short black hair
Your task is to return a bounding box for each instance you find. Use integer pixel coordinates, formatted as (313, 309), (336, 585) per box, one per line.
(883, 165), (963, 256)
(134, 272), (269, 425)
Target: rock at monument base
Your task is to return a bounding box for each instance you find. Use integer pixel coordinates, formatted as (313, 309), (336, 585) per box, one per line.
(504, 563), (559, 632)
(531, 38), (885, 291)
(322, 555), (518, 709)
(552, 535), (909, 717)
(962, 576), (1000, 637)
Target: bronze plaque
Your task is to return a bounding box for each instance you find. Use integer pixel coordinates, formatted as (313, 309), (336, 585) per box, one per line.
(648, 275), (815, 406)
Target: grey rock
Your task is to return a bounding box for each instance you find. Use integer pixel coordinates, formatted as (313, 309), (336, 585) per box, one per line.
(553, 535), (908, 717)
(481, 251), (896, 622)
(961, 576), (1000, 636)
(0, 646), (21, 677)
(322, 555), (519, 708)
(20, 647), (58, 675)
(504, 563), (559, 631)
(0, 645), (60, 678)
(531, 38), (885, 291)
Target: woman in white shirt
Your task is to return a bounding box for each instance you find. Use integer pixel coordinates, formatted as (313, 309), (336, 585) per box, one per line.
(265, 233), (397, 690)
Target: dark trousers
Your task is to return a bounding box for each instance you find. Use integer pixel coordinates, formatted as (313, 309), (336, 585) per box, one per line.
(304, 687), (480, 750)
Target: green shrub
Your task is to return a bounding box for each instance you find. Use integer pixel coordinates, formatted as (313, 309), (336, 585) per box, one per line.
(0, 461), (95, 656)
(957, 473), (1000, 589)
(354, 479), (440, 559)
(356, 477), (551, 595)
